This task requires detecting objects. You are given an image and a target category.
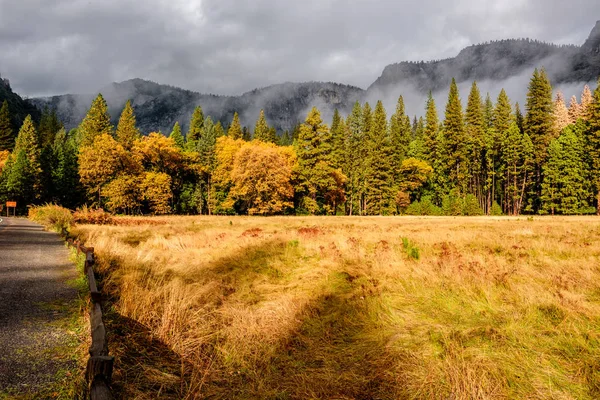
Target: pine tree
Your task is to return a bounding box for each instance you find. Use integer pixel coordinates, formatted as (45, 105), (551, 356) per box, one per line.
(389, 96), (411, 181)
(423, 92), (439, 162)
(581, 85), (593, 119)
(443, 78), (467, 193)
(344, 102), (364, 215)
(585, 78), (600, 214)
(0, 100), (13, 151)
(553, 91), (570, 134)
(465, 81), (485, 206)
(78, 94), (113, 147)
(169, 122), (185, 149)
(187, 106), (204, 146)
(296, 107), (343, 214)
(51, 128), (82, 208)
(364, 100), (394, 215)
(483, 93), (495, 129)
(13, 115), (42, 199)
(541, 128), (589, 214)
(330, 109), (345, 169)
(228, 112), (243, 140)
(4, 149), (35, 207)
(523, 68), (554, 212)
(515, 102), (524, 133)
(115, 100), (140, 150)
(494, 89), (512, 135)
(253, 110), (276, 142)
(214, 121), (225, 138)
(568, 95), (581, 122)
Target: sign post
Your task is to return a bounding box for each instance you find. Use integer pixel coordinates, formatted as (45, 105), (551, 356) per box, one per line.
(6, 201), (16, 217)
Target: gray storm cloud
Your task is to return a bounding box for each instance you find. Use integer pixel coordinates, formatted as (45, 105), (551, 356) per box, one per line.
(0, 0), (598, 98)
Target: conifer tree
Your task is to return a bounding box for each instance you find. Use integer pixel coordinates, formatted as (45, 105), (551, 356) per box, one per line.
(389, 96), (411, 179)
(4, 149), (35, 206)
(423, 93), (439, 162)
(115, 100), (140, 150)
(52, 128), (82, 208)
(553, 91), (570, 134)
(581, 85), (593, 119)
(443, 78), (467, 193)
(330, 109), (345, 169)
(465, 81), (485, 205)
(214, 121), (225, 138)
(228, 112), (243, 140)
(344, 102), (364, 215)
(494, 89), (513, 135)
(187, 106), (204, 144)
(364, 100), (394, 215)
(78, 94), (113, 147)
(523, 68), (554, 211)
(169, 122), (185, 149)
(483, 93), (495, 128)
(568, 95), (581, 122)
(296, 107), (343, 214)
(515, 102), (524, 133)
(253, 109), (276, 142)
(585, 78), (600, 214)
(541, 128), (589, 214)
(13, 115), (42, 199)
(0, 100), (13, 151)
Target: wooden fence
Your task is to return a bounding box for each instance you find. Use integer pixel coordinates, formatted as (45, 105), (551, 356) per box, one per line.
(66, 236), (115, 400)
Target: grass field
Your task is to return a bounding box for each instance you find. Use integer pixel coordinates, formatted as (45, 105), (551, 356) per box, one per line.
(72, 216), (600, 399)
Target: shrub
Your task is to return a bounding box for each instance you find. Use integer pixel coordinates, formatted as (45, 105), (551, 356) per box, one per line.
(405, 197), (442, 216)
(491, 201), (503, 216)
(462, 194), (484, 216)
(73, 205), (114, 225)
(29, 204), (73, 233)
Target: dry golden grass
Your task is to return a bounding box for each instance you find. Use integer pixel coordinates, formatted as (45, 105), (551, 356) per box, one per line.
(72, 216), (600, 399)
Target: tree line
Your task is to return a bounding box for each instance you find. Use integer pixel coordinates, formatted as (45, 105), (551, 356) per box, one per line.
(0, 69), (599, 216)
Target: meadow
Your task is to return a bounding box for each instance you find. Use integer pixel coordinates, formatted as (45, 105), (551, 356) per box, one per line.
(71, 216), (600, 399)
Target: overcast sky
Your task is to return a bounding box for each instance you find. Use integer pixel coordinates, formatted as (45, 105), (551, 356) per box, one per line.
(0, 0), (598, 97)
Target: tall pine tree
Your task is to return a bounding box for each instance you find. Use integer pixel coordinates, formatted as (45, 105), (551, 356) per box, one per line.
(443, 78), (467, 194)
(115, 100), (140, 150)
(228, 112), (243, 140)
(78, 94), (113, 147)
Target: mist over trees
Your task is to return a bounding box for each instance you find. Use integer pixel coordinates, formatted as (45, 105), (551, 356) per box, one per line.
(1, 70), (600, 216)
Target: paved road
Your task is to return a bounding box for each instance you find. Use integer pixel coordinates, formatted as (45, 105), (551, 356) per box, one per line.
(0, 217), (79, 396)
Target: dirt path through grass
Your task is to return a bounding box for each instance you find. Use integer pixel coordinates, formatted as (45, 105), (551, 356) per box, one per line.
(0, 217), (82, 399)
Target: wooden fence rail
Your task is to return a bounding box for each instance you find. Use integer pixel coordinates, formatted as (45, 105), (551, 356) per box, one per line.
(66, 235), (115, 400)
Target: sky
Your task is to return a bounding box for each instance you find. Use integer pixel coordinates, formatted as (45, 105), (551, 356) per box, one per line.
(0, 0), (598, 97)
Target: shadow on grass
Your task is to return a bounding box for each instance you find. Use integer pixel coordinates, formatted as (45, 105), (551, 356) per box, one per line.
(96, 239), (401, 399)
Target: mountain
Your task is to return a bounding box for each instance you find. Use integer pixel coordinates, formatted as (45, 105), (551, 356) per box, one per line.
(0, 74), (41, 130)
(368, 21), (600, 97)
(32, 80), (364, 134)
(30, 21), (600, 134)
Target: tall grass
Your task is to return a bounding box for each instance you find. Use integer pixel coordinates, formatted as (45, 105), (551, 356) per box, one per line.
(72, 216), (600, 399)
(29, 204), (73, 232)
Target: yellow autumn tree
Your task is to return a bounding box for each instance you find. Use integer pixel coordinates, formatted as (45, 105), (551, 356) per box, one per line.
(228, 141), (295, 215)
(132, 132), (183, 174)
(141, 171), (172, 214)
(213, 136), (245, 212)
(79, 133), (139, 205)
(102, 174), (141, 214)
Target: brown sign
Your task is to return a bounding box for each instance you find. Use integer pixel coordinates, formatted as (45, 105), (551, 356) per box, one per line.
(6, 201), (16, 208)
